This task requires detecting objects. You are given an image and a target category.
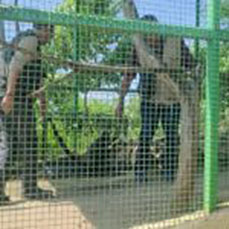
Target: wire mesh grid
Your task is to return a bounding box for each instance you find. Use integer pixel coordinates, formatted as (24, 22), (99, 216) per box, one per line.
(0, 0), (228, 228)
(218, 39), (229, 205)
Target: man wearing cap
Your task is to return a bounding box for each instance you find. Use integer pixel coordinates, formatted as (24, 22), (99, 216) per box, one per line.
(0, 23), (55, 201)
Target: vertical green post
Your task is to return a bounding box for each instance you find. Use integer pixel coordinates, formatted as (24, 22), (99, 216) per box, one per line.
(204, 0), (220, 213)
(195, 0), (200, 59)
(73, 1), (79, 151)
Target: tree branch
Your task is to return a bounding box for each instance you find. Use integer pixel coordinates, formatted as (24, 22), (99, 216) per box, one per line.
(123, 0), (162, 69)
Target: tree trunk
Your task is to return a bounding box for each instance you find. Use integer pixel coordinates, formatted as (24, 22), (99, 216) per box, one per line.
(172, 81), (200, 212)
(123, 0), (201, 212)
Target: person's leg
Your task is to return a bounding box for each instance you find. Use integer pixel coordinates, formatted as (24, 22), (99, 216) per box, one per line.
(135, 101), (160, 182)
(161, 103), (181, 181)
(0, 113), (9, 202)
(19, 102), (54, 199)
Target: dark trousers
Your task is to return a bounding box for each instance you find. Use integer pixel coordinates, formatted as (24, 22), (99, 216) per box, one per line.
(4, 98), (38, 188)
(135, 100), (181, 179)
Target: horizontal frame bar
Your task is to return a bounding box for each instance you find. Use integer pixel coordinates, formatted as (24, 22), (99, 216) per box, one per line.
(0, 5), (229, 40)
(0, 5), (228, 40)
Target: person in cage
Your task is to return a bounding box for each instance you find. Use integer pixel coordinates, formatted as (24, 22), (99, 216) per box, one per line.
(0, 23), (55, 201)
(115, 14), (197, 183)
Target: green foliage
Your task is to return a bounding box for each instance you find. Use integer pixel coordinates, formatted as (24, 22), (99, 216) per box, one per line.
(220, 42), (229, 73)
(36, 90), (144, 159)
(104, 35), (133, 65)
(221, 0), (229, 20)
(196, 0), (229, 133)
(36, 0), (135, 160)
(220, 0), (229, 73)
(36, 94), (118, 157)
(219, 1), (229, 129)
(43, 0), (123, 94)
(125, 96), (141, 139)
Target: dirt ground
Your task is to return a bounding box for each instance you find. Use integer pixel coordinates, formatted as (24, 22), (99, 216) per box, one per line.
(129, 207), (229, 229)
(0, 201), (94, 229)
(1, 179), (94, 229)
(169, 207), (229, 229)
(0, 170), (229, 229)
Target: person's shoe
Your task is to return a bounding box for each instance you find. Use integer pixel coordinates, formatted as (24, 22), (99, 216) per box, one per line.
(24, 187), (55, 200)
(0, 171), (10, 205)
(0, 193), (10, 205)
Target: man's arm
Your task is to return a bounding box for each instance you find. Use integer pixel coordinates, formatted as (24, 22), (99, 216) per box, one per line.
(116, 72), (136, 117)
(1, 36), (38, 114)
(115, 43), (138, 118)
(181, 39), (197, 71)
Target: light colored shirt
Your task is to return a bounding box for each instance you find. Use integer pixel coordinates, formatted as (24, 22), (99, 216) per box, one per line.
(0, 33), (39, 98)
(9, 35), (38, 76)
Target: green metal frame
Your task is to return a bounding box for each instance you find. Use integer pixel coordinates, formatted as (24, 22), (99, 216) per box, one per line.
(0, 5), (228, 40)
(204, 0), (220, 213)
(195, 0), (200, 59)
(73, 2), (79, 151)
(0, 0), (225, 214)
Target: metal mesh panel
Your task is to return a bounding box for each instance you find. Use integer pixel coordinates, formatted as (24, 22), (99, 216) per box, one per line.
(218, 40), (229, 204)
(0, 0), (227, 228)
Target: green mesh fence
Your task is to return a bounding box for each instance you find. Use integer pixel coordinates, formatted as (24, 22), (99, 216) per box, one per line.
(0, 0), (228, 228)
